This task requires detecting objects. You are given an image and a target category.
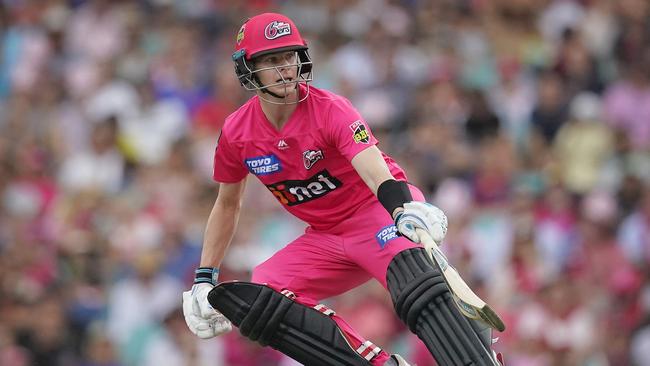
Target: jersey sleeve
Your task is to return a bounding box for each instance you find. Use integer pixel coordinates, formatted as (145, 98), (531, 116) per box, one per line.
(326, 98), (378, 161)
(212, 131), (248, 183)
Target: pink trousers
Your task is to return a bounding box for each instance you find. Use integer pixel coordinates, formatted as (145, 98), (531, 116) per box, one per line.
(252, 186), (425, 365)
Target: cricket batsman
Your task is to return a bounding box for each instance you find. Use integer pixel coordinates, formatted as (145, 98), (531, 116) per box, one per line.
(182, 12), (504, 366)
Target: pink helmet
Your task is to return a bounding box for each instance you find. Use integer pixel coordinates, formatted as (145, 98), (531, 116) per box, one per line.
(234, 13), (307, 60)
(232, 13), (313, 95)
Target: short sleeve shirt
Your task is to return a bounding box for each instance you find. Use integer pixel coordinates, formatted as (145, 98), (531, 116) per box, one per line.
(213, 86), (407, 230)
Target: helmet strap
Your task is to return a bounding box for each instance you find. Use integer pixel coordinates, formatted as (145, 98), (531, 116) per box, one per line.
(254, 75), (285, 99)
(252, 68), (301, 104)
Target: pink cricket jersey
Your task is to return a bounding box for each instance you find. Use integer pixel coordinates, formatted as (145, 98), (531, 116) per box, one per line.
(213, 86), (407, 230)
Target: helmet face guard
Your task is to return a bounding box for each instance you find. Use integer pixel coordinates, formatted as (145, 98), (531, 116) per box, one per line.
(232, 13), (313, 104)
(233, 47), (313, 104)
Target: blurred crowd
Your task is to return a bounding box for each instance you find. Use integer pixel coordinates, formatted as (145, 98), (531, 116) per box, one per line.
(0, 0), (649, 365)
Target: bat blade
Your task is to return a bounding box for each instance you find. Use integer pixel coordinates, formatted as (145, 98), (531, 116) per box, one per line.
(416, 229), (506, 332)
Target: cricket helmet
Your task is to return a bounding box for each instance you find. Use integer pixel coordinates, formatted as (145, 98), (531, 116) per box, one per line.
(232, 13), (313, 99)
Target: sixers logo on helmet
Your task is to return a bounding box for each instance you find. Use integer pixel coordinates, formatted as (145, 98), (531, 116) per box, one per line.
(264, 20), (292, 40)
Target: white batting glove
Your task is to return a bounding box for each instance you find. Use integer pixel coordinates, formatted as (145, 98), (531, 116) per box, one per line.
(395, 202), (448, 245)
(182, 283), (232, 339)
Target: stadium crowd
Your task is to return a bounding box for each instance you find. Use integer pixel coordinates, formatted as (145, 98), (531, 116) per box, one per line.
(0, 0), (649, 365)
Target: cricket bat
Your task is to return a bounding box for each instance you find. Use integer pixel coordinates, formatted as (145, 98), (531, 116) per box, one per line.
(416, 228), (506, 332)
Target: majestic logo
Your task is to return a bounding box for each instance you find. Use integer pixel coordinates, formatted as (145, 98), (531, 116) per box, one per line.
(236, 24), (246, 45)
(349, 120), (370, 144)
(375, 224), (399, 248)
(266, 170), (342, 206)
(277, 139), (289, 150)
(245, 154), (282, 175)
(303, 149), (323, 170)
(264, 20), (292, 40)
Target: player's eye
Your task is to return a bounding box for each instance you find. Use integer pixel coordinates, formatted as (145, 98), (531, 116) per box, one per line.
(257, 52), (296, 67)
(259, 56), (274, 64)
(283, 52), (297, 63)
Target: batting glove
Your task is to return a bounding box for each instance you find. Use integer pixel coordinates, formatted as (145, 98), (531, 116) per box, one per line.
(182, 268), (232, 339)
(395, 202), (448, 245)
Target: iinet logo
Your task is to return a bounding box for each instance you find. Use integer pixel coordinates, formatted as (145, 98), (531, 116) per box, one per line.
(266, 170), (342, 206)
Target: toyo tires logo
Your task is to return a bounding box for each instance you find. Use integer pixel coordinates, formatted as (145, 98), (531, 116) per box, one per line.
(264, 21), (292, 40)
(266, 170), (342, 206)
(245, 154), (281, 175)
(376, 224), (399, 248)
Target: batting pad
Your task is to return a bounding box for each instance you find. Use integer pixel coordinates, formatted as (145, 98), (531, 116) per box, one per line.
(208, 282), (376, 366)
(387, 248), (499, 366)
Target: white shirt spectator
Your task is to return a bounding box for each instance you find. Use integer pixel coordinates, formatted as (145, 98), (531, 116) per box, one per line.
(106, 272), (183, 346)
(58, 148), (124, 194)
(121, 98), (187, 165)
(65, 1), (126, 62)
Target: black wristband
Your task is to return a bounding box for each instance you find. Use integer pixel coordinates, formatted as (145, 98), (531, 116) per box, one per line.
(377, 179), (413, 218)
(194, 267), (220, 286)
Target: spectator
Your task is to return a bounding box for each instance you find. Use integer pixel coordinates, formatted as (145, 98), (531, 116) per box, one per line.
(603, 61), (650, 150)
(553, 92), (614, 194)
(58, 117), (125, 194)
(530, 70), (569, 144)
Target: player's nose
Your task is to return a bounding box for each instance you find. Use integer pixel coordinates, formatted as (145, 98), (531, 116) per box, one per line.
(278, 64), (295, 79)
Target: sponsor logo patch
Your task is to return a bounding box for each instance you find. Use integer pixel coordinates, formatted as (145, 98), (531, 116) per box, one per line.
(303, 149), (323, 170)
(236, 24), (245, 45)
(349, 120), (370, 144)
(375, 224), (399, 248)
(245, 154), (282, 175)
(266, 170), (342, 206)
(264, 20), (291, 40)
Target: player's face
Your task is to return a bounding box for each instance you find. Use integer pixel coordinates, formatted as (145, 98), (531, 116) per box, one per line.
(254, 51), (300, 96)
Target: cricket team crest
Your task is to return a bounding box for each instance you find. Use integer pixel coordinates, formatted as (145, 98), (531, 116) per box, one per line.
(303, 149), (323, 170)
(264, 20), (292, 40)
(349, 120), (370, 144)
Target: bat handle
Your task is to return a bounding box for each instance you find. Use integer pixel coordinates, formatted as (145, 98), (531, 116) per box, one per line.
(415, 228), (450, 271)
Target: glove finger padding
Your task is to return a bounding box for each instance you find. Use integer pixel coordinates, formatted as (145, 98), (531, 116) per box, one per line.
(213, 314), (233, 335)
(183, 288), (233, 339)
(395, 217), (420, 243)
(193, 283), (219, 318)
(183, 290), (201, 336)
(193, 314), (232, 339)
(397, 202), (448, 244)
